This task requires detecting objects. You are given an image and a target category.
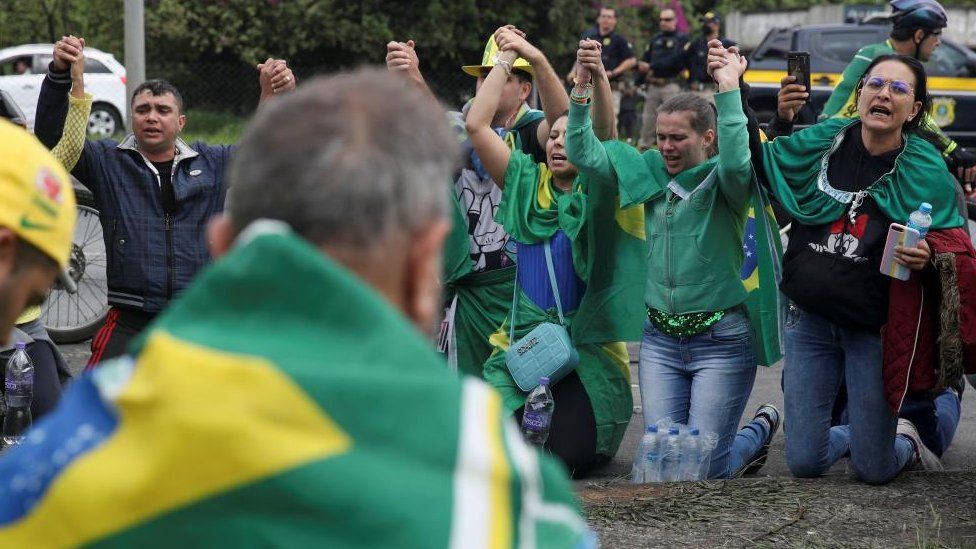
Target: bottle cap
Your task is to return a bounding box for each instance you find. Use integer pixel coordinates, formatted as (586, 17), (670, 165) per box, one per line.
(646, 425), (658, 433)
(14, 342), (26, 350)
(920, 202), (932, 213)
(539, 376), (549, 385)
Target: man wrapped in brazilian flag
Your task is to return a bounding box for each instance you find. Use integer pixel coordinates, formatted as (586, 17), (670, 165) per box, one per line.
(0, 71), (592, 549)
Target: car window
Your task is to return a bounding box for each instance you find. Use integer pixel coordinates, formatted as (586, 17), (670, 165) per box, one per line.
(754, 30), (792, 60)
(924, 43), (973, 77)
(84, 58), (110, 73)
(32, 54), (112, 74)
(0, 56), (36, 76)
(810, 29), (882, 65)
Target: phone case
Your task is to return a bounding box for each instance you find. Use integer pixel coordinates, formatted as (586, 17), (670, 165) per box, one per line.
(787, 51), (811, 91)
(879, 223), (920, 281)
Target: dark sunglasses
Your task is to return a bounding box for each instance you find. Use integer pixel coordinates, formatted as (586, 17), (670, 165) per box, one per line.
(862, 75), (914, 96)
(660, 17), (675, 21)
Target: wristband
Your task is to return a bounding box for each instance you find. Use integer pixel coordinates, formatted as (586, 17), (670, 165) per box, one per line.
(492, 54), (513, 76)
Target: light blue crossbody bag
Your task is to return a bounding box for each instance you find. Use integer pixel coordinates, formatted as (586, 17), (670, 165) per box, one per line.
(505, 239), (579, 392)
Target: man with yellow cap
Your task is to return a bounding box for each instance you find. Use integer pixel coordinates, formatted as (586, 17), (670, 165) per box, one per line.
(386, 28), (616, 379)
(0, 121), (76, 437)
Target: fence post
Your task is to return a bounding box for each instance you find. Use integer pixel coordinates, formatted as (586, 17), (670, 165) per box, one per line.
(124, 0), (146, 132)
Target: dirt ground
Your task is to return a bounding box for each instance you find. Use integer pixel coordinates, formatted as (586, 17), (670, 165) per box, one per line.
(579, 473), (976, 548)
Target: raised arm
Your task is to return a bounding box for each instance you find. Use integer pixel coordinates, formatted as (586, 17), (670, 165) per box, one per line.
(494, 27), (568, 149)
(463, 48), (516, 188)
(564, 43), (615, 184)
(577, 39), (616, 140)
(35, 36), (83, 149)
(386, 40), (440, 105)
(50, 39), (92, 172)
(707, 41), (752, 215)
(257, 59), (296, 107)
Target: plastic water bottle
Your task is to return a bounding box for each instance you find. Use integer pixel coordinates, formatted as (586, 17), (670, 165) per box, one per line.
(521, 377), (554, 446)
(907, 202), (933, 239)
(2, 343), (34, 447)
(660, 426), (682, 482)
(680, 428), (704, 481)
(632, 425), (662, 483)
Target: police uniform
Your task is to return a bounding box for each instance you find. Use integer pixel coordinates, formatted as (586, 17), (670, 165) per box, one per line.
(639, 30), (688, 149)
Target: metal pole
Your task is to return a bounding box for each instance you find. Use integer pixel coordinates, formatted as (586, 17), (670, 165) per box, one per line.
(123, 0), (145, 132)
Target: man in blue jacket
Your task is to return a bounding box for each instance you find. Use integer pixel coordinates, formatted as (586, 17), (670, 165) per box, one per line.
(34, 36), (297, 367)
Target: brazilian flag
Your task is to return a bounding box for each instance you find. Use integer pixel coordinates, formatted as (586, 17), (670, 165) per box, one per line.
(739, 176), (785, 367)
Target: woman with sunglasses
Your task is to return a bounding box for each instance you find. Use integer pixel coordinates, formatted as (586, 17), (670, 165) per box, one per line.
(712, 44), (970, 483)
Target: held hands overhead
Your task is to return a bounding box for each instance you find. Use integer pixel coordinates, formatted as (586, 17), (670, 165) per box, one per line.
(257, 59), (295, 96)
(704, 39), (747, 91)
(575, 39), (603, 86)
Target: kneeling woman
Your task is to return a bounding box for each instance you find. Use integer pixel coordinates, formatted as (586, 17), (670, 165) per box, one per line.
(565, 45), (780, 479)
(737, 51), (970, 483)
(466, 41), (641, 478)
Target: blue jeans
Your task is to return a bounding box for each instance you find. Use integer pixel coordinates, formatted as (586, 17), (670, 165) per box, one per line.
(638, 311), (768, 479)
(783, 304), (914, 485)
(900, 389), (961, 457)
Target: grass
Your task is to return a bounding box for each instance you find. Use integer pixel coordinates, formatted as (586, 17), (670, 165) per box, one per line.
(179, 109), (247, 145)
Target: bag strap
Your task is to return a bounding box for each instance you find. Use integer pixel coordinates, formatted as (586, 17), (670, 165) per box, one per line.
(544, 239), (567, 325)
(508, 238), (566, 344)
(509, 249), (521, 344)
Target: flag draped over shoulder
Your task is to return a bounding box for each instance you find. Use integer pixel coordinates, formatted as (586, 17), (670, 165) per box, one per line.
(0, 227), (589, 549)
(495, 141), (655, 345)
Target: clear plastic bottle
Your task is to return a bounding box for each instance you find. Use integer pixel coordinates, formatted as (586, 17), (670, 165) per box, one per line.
(521, 377), (554, 446)
(632, 425), (662, 483)
(680, 428), (703, 481)
(2, 342), (34, 447)
(660, 426), (682, 482)
(907, 202), (933, 239)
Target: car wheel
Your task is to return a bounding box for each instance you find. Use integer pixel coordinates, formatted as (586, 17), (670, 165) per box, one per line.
(88, 103), (122, 139)
(41, 186), (109, 343)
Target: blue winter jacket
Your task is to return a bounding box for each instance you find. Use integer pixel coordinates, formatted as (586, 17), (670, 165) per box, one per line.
(35, 67), (233, 313)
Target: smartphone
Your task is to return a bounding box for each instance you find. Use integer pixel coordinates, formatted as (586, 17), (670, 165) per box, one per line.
(787, 51), (811, 91)
(879, 223), (920, 281)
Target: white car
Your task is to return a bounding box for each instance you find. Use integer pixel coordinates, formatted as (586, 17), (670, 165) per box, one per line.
(0, 43), (127, 138)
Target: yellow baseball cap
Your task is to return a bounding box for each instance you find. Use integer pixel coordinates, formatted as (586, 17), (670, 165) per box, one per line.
(462, 35), (534, 77)
(0, 120), (76, 269)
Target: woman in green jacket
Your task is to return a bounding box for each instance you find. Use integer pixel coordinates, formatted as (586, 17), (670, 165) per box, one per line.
(465, 31), (644, 477)
(565, 45), (780, 479)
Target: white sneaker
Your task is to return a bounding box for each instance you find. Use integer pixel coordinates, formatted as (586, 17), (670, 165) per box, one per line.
(896, 418), (944, 472)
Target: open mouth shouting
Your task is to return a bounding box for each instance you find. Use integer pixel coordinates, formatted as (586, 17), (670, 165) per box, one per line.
(867, 104), (893, 121)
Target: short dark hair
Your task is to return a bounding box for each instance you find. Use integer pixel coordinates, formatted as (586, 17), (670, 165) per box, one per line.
(598, 6), (616, 17)
(130, 79), (184, 112)
(855, 54), (929, 133)
(890, 26), (918, 41)
(12, 238), (57, 274)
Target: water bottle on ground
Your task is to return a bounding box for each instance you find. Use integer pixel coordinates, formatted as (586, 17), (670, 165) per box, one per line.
(521, 377), (554, 447)
(632, 425), (662, 483)
(680, 428), (704, 481)
(660, 426), (682, 482)
(907, 202), (933, 239)
(2, 343), (34, 447)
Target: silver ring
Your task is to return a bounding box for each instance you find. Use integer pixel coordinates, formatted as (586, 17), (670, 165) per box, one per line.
(285, 76), (291, 82)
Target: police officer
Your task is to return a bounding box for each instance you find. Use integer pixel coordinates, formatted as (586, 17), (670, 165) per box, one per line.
(685, 12), (735, 101)
(637, 8), (688, 149)
(568, 6), (636, 116)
